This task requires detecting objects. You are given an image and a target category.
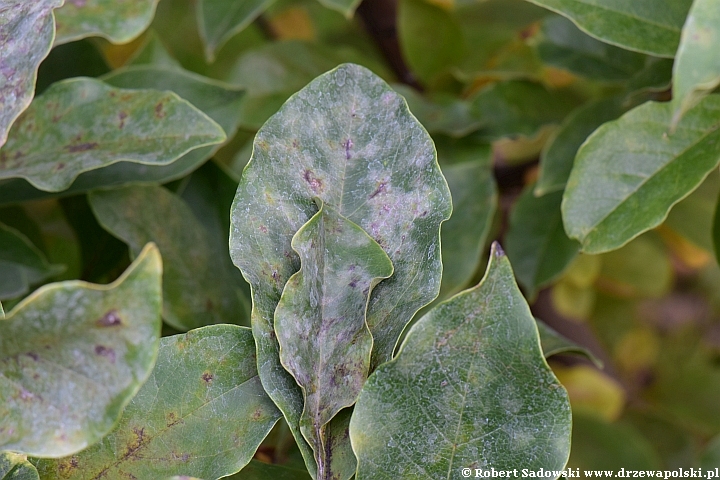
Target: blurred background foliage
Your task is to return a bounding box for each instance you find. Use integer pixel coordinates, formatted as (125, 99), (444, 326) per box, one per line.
(3, 0), (720, 474)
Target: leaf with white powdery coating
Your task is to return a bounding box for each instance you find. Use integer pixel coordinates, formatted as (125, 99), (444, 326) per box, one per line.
(0, 244), (162, 457)
(0, 78), (225, 193)
(525, 0), (692, 58)
(0, 0), (62, 150)
(275, 204), (392, 479)
(230, 63), (451, 475)
(53, 0), (159, 45)
(0, 452), (39, 480)
(350, 243), (572, 479)
(563, 95), (720, 254)
(89, 185), (248, 331)
(672, 0), (720, 125)
(35, 325), (280, 480)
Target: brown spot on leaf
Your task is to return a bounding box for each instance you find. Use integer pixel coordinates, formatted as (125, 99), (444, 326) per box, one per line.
(369, 182), (386, 199)
(166, 412), (181, 427)
(259, 225), (268, 233)
(343, 138), (353, 159)
(303, 169), (323, 193)
(26, 352), (39, 361)
(95, 345), (116, 363)
(201, 372), (214, 383)
(65, 142), (98, 153)
(292, 139), (299, 148)
(58, 456), (79, 477)
(97, 310), (122, 327)
(118, 111), (127, 129)
(154, 102), (165, 119)
(251, 407), (264, 420)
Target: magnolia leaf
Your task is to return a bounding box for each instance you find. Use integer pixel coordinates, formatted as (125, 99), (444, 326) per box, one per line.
(0, 223), (64, 300)
(90, 185), (248, 331)
(53, 0), (160, 45)
(275, 204), (392, 478)
(536, 96), (627, 196)
(0, 0), (62, 150)
(394, 85), (482, 138)
(398, 0), (464, 84)
(0, 244), (162, 457)
(536, 319), (602, 366)
(470, 80), (578, 140)
(626, 58), (674, 99)
(233, 460), (312, 479)
(537, 16), (647, 82)
(36, 325), (281, 479)
(525, 0), (693, 58)
(672, 0), (720, 125)
(0, 452), (39, 480)
(350, 243), (572, 478)
(0, 78), (225, 193)
(317, 0), (361, 18)
(230, 63), (451, 475)
(505, 186), (579, 298)
(563, 95), (720, 253)
(437, 142), (496, 299)
(197, 0), (275, 61)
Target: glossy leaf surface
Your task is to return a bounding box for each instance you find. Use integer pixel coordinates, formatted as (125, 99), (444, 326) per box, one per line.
(563, 95), (720, 253)
(53, 0), (159, 45)
(537, 16), (647, 82)
(0, 223), (63, 301)
(230, 63), (451, 475)
(505, 186), (579, 298)
(0, 78), (225, 192)
(672, 0), (720, 124)
(36, 325), (280, 479)
(525, 0), (693, 57)
(437, 143), (496, 299)
(350, 243), (571, 479)
(0, 0), (62, 149)
(197, 0), (275, 61)
(90, 185), (247, 331)
(275, 205), (392, 478)
(536, 96), (627, 196)
(0, 452), (38, 480)
(0, 244), (162, 457)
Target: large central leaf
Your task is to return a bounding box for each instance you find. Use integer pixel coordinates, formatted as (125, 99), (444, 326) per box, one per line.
(230, 63), (452, 475)
(275, 204), (393, 479)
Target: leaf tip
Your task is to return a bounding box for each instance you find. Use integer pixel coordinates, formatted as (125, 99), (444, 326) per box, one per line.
(490, 241), (506, 258)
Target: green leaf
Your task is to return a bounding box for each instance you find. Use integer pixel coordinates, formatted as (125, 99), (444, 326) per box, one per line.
(398, 0), (464, 84)
(625, 58), (674, 99)
(350, 243), (571, 478)
(0, 452), (39, 480)
(536, 319), (602, 366)
(701, 435), (720, 469)
(394, 85), (482, 138)
(672, 0), (720, 125)
(0, 0), (62, 149)
(275, 204), (392, 478)
(568, 413), (661, 470)
(536, 96), (627, 196)
(0, 78), (226, 193)
(89, 185), (248, 331)
(470, 80), (578, 140)
(35, 325), (281, 479)
(0, 244), (162, 457)
(197, 0), (275, 61)
(665, 168), (719, 253)
(536, 16), (647, 82)
(563, 95), (720, 253)
(0, 223), (64, 301)
(317, 0), (361, 18)
(505, 186), (579, 298)
(230, 63), (451, 475)
(525, 0), (693, 58)
(53, 0), (160, 45)
(232, 460), (311, 480)
(437, 142), (496, 299)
